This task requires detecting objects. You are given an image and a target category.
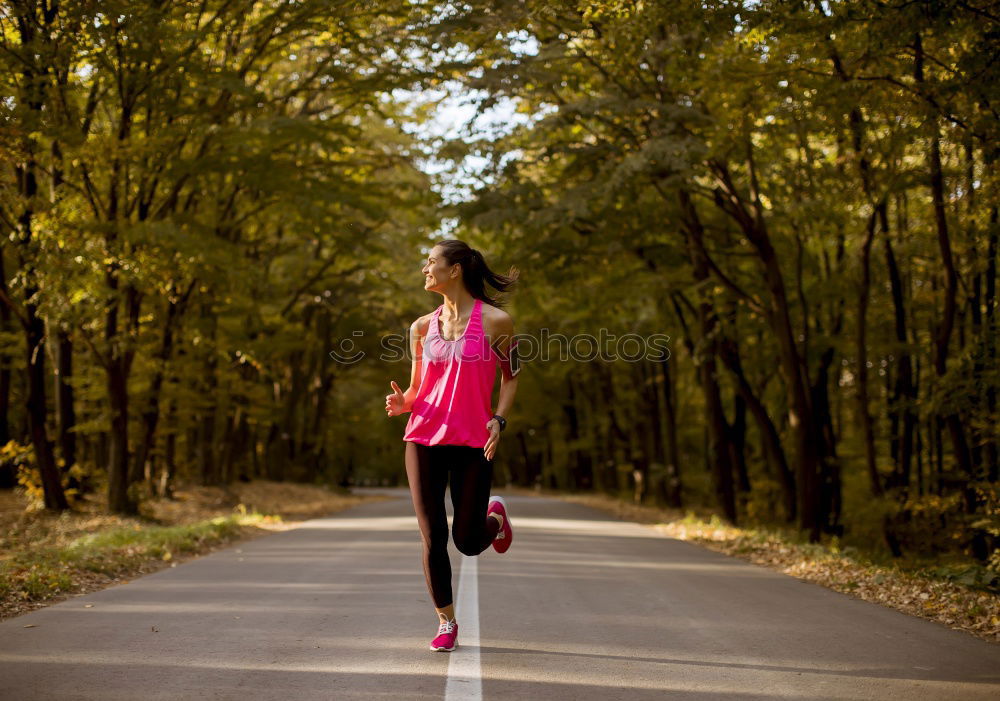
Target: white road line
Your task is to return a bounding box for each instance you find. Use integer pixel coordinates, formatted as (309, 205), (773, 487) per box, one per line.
(445, 553), (482, 701)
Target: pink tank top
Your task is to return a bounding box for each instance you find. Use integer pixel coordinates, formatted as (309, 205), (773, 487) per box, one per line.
(403, 298), (497, 448)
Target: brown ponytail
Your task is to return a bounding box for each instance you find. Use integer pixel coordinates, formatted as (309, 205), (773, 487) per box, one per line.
(436, 239), (519, 308)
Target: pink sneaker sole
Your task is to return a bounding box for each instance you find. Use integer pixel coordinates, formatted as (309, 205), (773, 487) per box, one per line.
(487, 496), (512, 553)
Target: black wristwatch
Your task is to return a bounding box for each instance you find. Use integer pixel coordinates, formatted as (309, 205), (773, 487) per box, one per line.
(491, 414), (507, 432)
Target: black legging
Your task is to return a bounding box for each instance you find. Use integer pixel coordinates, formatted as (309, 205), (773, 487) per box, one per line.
(404, 441), (501, 608)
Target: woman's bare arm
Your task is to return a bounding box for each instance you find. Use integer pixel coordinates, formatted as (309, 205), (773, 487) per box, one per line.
(492, 312), (519, 418)
(401, 316), (428, 412)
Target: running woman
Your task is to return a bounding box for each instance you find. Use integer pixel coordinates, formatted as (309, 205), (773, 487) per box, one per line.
(385, 239), (521, 652)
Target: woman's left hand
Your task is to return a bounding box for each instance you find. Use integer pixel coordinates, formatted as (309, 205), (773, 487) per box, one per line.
(484, 419), (501, 461)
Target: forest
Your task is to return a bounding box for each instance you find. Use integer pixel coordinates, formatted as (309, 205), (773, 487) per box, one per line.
(2, 0), (998, 577)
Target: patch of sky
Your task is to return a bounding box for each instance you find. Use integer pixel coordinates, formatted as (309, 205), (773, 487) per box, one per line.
(391, 81), (526, 205)
(388, 28), (544, 233)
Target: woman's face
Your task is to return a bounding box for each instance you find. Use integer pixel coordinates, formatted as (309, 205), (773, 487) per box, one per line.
(421, 247), (455, 291)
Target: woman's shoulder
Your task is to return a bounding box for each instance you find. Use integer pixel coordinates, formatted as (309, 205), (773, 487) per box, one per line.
(410, 309), (437, 338)
(480, 301), (513, 335)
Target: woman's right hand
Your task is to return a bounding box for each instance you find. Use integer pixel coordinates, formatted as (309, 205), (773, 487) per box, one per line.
(385, 380), (406, 417)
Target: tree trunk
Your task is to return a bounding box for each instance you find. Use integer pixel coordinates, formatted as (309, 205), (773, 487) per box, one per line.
(158, 397), (178, 500)
(0, 248), (15, 488)
(133, 280), (194, 495)
(7, 6), (68, 511)
(655, 353), (683, 507)
(198, 299), (220, 486)
(565, 374), (594, 490)
(26, 307), (68, 510)
(717, 333), (796, 521)
(55, 327), (83, 495)
(856, 211), (882, 498)
(985, 202), (998, 481)
(106, 277), (142, 514)
(678, 190), (737, 524)
(883, 203), (917, 495)
(706, 163), (820, 535)
(918, 32), (982, 557)
(596, 363), (627, 493)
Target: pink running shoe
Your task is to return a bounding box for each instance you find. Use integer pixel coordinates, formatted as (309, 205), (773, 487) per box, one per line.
(430, 619), (458, 652)
(487, 496), (512, 553)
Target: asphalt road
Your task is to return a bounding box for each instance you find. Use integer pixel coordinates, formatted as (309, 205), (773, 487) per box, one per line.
(1, 487), (999, 700)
